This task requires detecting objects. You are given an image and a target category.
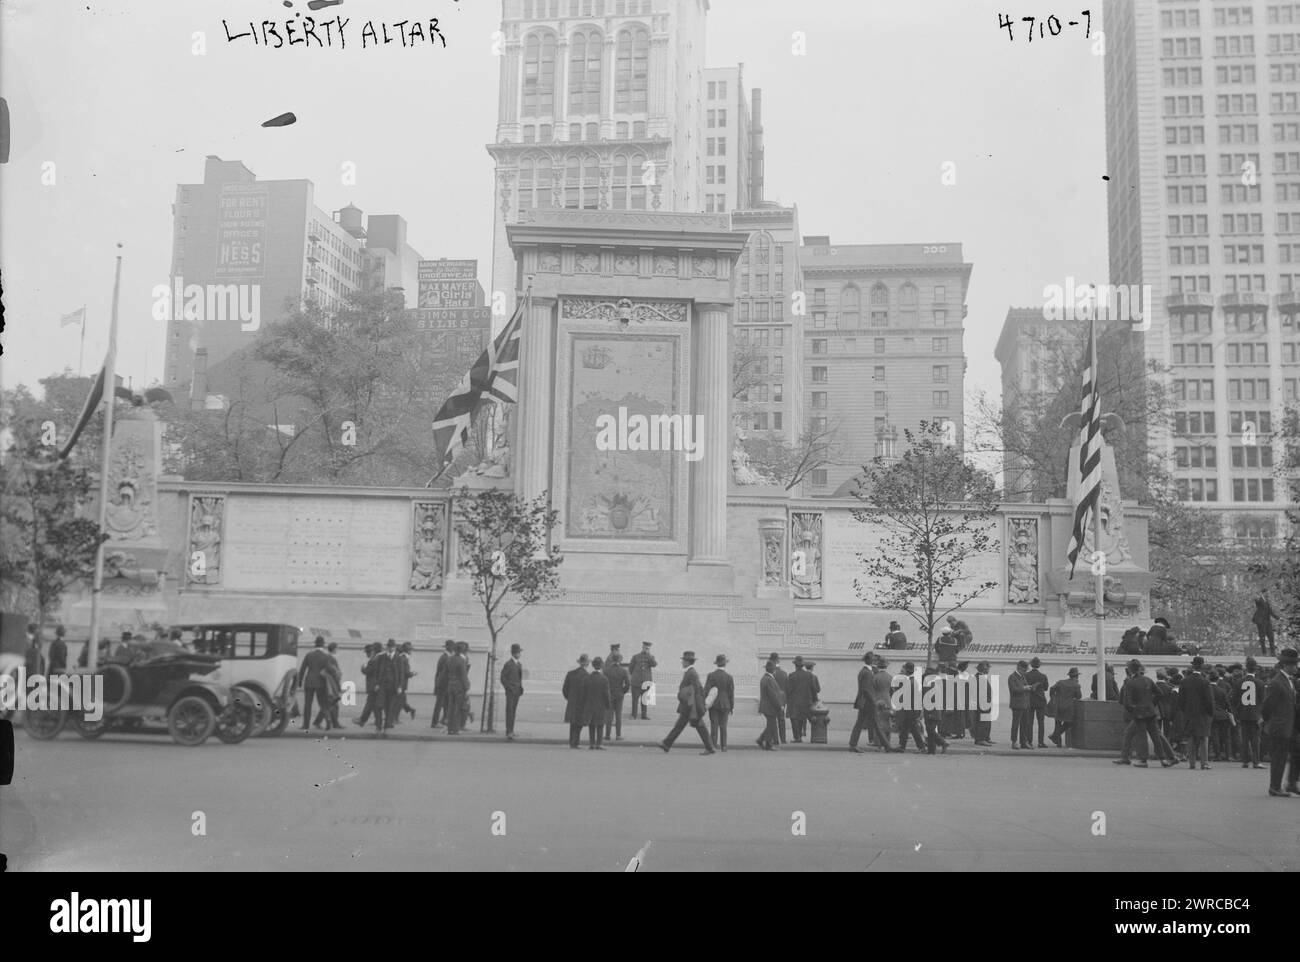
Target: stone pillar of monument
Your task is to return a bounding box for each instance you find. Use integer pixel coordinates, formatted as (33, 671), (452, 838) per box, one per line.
(690, 303), (731, 565)
(517, 295), (557, 502)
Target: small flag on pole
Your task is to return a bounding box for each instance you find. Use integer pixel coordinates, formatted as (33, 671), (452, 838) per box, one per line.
(431, 299), (524, 465)
(1065, 318), (1102, 578)
(60, 307), (86, 328)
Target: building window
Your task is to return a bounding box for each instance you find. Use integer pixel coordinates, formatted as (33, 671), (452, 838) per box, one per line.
(932, 365), (949, 383)
(933, 391), (950, 407)
(812, 366), (827, 383)
(615, 27), (649, 112)
(522, 32), (558, 117)
(874, 391), (887, 406)
(811, 391), (827, 409)
(568, 28), (603, 114)
(900, 283), (918, 325)
(932, 337), (948, 352)
(773, 412), (783, 431)
(873, 366), (886, 380)
(812, 339), (827, 355)
(811, 469), (828, 486)
(840, 285), (860, 329)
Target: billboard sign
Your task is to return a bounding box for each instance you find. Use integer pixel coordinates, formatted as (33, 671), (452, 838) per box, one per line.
(418, 259), (479, 308)
(215, 183), (270, 278)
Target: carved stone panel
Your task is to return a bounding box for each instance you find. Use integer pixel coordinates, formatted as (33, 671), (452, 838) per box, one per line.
(409, 502), (446, 592)
(186, 495), (225, 586)
(560, 296), (688, 324)
(1006, 517), (1040, 605)
(105, 437), (158, 542)
(759, 518), (786, 587)
(790, 511), (823, 600)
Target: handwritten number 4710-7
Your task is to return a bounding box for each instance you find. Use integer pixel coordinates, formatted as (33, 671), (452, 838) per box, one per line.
(999, 11), (1090, 42)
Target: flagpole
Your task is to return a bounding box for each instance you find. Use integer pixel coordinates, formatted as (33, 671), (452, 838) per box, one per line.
(1089, 316), (1106, 699)
(87, 247), (123, 673)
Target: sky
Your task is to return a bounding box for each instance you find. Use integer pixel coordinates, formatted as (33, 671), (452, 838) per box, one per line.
(0, 0), (1110, 413)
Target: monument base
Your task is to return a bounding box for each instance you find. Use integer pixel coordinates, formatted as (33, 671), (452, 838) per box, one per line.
(1066, 699), (1127, 751)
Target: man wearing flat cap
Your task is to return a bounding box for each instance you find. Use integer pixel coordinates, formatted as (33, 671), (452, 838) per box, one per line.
(659, 651), (715, 754)
(705, 655), (735, 751)
(628, 642), (657, 721)
(1262, 647), (1300, 795)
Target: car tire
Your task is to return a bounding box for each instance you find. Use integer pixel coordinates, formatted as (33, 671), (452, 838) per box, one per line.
(100, 664), (132, 714)
(24, 708), (67, 740)
(215, 686), (258, 744)
(261, 676), (296, 737)
(240, 685), (274, 736)
(71, 712), (109, 739)
(167, 695), (216, 746)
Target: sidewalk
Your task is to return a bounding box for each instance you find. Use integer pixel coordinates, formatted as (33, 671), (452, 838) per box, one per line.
(296, 691), (1116, 758)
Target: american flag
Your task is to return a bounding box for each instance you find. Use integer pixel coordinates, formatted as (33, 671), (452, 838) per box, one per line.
(1066, 317), (1102, 578)
(431, 298), (524, 465)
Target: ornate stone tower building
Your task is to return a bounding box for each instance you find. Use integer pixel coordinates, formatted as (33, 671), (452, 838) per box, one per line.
(487, 0), (710, 313)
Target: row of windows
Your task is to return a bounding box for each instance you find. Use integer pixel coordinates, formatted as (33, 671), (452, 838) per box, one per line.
(521, 27), (648, 118)
(705, 109), (728, 128)
(1168, 276), (1300, 298)
(1169, 242), (1300, 261)
(737, 301), (784, 322)
(520, 0), (653, 17)
(807, 390), (953, 410)
(516, 154), (649, 209)
(735, 327), (785, 347)
(706, 80), (729, 101)
(737, 381), (784, 401)
(1168, 152), (1300, 175)
(704, 164), (727, 183)
(1171, 479), (1278, 503)
(1175, 444), (1278, 469)
(1174, 378), (1280, 401)
(703, 194), (728, 213)
(520, 121), (647, 143)
(1161, 6), (1298, 28)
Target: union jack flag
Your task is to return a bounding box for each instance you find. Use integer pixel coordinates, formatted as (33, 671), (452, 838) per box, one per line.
(431, 299), (524, 465)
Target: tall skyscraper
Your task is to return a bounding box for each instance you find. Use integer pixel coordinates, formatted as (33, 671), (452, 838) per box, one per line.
(798, 241), (972, 495)
(701, 65), (754, 214)
(1104, 0), (1299, 541)
(486, 0), (711, 309)
(164, 156), (424, 397)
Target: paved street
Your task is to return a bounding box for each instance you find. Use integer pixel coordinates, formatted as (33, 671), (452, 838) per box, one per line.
(4, 729), (1297, 872)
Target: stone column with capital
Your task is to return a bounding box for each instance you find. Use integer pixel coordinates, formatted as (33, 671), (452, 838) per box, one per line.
(690, 303), (731, 564)
(517, 296), (557, 503)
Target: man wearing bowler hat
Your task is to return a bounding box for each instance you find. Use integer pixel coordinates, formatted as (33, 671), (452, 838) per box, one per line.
(628, 642), (657, 720)
(849, 653), (880, 753)
(1178, 656), (1216, 770)
(500, 643), (524, 740)
(705, 655), (735, 751)
(659, 651), (715, 754)
(563, 654), (590, 749)
(768, 653), (789, 744)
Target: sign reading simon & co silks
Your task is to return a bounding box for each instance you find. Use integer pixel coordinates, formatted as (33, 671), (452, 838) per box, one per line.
(408, 307), (491, 331)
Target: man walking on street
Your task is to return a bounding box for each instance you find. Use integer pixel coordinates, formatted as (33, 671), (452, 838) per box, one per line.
(895, 662), (928, 754)
(48, 625), (68, 674)
(1114, 659), (1177, 768)
(705, 654), (735, 751)
(584, 656), (611, 749)
(786, 655), (818, 742)
(849, 654), (880, 753)
(604, 652), (630, 742)
(500, 643), (524, 740)
(769, 653), (790, 744)
(757, 660), (784, 750)
(431, 640), (454, 729)
(563, 654), (590, 749)
(297, 636), (332, 732)
(871, 656), (896, 751)
(354, 644), (383, 731)
(659, 651), (716, 754)
(627, 642), (656, 720)
(374, 639), (402, 733)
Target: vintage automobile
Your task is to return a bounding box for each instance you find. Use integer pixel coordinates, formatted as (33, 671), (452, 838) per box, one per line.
(24, 638), (258, 746)
(0, 613), (27, 721)
(170, 623), (302, 736)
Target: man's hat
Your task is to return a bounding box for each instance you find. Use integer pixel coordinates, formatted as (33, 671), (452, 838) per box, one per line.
(805, 660), (817, 669)
(1128, 658), (1142, 671)
(1190, 656), (1205, 668)
(610, 644), (621, 651)
(315, 637), (327, 648)
(1278, 648), (1299, 665)
(445, 639), (456, 649)
(578, 653), (590, 664)
(957, 661), (969, 672)
(1245, 656), (1258, 671)
(1067, 668), (1079, 676)
(862, 653), (873, 663)
(902, 661), (916, 672)
(401, 641), (413, 651)
(1017, 659), (1029, 669)
(889, 621), (900, 629)
(642, 641), (652, 647)
(793, 655), (804, 666)
(769, 652), (781, 662)
(456, 641), (469, 652)
(592, 656), (604, 669)
(977, 660), (990, 671)
(1154, 617), (1170, 628)
(940, 626), (952, 635)
(1030, 657), (1041, 668)
(682, 651), (696, 662)
(715, 654), (728, 666)
(386, 638), (397, 647)
(510, 643), (522, 655)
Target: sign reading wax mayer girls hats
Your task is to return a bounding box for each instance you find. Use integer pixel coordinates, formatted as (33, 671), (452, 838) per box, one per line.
(418, 259), (480, 309)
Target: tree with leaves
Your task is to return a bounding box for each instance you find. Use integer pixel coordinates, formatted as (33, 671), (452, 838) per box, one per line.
(1268, 404), (1300, 644)
(0, 437), (106, 632)
(850, 420), (1000, 668)
(738, 417), (842, 491)
(454, 487), (563, 731)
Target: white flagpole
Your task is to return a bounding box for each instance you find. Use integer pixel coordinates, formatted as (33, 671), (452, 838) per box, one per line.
(87, 247), (123, 673)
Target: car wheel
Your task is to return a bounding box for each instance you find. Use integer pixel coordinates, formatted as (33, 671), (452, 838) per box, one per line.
(0, 668), (18, 721)
(215, 686), (259, 744)
(167, 695), (216, 746)
(24, 708), (67, 740)
(71, 712), (109, 739)
(240, 686), (274, 736)
(100, 664), (132, 714)
(261, 676), (296, 737)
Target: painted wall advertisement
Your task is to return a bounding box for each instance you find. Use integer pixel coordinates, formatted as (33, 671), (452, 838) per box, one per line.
(418, 259), (478, 308)
(215, 183), (270, 278)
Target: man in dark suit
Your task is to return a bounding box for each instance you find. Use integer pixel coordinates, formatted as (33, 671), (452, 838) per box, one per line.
(1178, 656), (1216, 770)
(443, 642), (470, 735)
(395, 642), (416, 722)
(1026, 657), (1049, 748)
(1048, 668), (1082, 747)
(1235, 658), (1263, 769)
(704, 654), (735, 751)
(296, 636), (333, 732)
(659, 651), (715, 754)
(430, 639), (454, 729)
(757, 661), (784, 750)
(885, 621), (908, 649)
(370, 639), (402, 733)
(1253, 594), (1279, 655)
(583, 656), (611, 749)
(627, 642), (656, 720)
(785, 655), (818, 742)
(500, 643), (524, 740)
(972, 661), (995, 745)
(1115, 660), (1176, 767)
(769, 653), (789, 744)
(562, 654), (590, 749)
(894, 662), (928, 753)
(1009, 660), (1032, 749)
(849, 654), (880, 753)
(354, 644), (383, 730)
(1091, 666), (1120, 701)
(1261, 648), (1299, 796)
(47, 625), (68, 674)
(871, 656), (896, 751)
(603, 653), (630, 742)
